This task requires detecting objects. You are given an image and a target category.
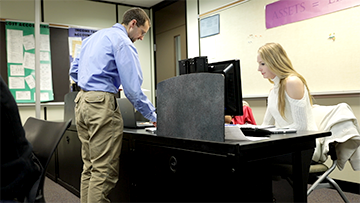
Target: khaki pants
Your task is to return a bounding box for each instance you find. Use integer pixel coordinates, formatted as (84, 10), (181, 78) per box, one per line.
(75, 91), (123, 203)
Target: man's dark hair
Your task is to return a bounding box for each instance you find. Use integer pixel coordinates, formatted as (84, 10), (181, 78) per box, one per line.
(121, 7), (151, 27)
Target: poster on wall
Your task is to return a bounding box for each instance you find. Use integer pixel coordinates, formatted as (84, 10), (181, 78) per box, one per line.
(68, 28), (97, 64)
(5, 21), (54, 103)
(265, 0), (360, 29)
(200, 14), (220, 38)
(68, 28), (97, 85)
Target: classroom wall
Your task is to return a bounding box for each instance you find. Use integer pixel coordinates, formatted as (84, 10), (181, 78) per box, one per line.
(187, 0), (360, 184)
(198, 0), (360, 97)
(0, 0), (154, 123)
(186, 0), (200, 58)
(1, 0), (359, 185)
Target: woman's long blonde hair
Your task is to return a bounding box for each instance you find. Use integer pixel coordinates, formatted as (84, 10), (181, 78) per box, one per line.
(258, 43), (313, 118)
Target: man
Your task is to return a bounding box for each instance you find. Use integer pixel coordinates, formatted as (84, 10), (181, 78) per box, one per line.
(0, 76), (41, 201)
(69, 8), (157, 203)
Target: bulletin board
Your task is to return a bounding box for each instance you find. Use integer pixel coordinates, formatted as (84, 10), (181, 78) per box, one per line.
(199, 0), (360, 97)
(1, 21), (71, 102)
(5, 21), (53, 103)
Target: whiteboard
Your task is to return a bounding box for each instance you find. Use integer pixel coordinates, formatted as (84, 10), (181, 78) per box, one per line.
(199, 0), (360, 97)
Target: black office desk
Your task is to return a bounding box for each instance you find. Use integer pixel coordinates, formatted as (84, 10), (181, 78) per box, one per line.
(118, 129), (330, 202)
(56, 127), (330, 202)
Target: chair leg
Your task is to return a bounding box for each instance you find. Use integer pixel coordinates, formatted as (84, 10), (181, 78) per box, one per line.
(307, 160), (350, 203)
(307, 173), (328, 196)
(325, 176), (350, 203)
(285, 176), (293, 187)
(307, 160), (337, 196)
(24, 178), (41, 203)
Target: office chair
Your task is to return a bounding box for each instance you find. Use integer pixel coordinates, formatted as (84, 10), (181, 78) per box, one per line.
(23, 117), (72, 203)
(307, 142), (350, 202)
(273, 142), (350, 203)
(273, 103), (360, 203)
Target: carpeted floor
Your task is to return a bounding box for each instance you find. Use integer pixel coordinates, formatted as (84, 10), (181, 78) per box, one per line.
(273, 178), (360, 202)
(44, 177), (360, 202)
(308, 188), (360, 203)
(44, 177), (79, 203)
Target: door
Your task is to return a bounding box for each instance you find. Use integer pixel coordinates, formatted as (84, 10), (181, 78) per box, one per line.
(154, 0), (187, 85)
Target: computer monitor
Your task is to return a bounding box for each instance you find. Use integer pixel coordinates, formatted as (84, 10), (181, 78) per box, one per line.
(178, 57), (243, 116)
(208, 59), (243, 116)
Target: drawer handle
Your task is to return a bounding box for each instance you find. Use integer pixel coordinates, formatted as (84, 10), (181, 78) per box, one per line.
(169, 156), (177, 173)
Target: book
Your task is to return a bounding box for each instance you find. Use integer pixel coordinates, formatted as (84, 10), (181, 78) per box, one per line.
(225, 124), (297, 141)
(237, 124), (275, 129)
(237, 124), (296, 134)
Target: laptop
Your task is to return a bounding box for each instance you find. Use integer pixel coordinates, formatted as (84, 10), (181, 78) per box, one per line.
(117, 98), (154, 129)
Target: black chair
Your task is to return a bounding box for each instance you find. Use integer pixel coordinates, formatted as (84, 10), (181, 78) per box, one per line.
(273, 142), (350, 203)
(23, 117), (71, 203)
(307, 142), (350, 203)
(273, 103), (359, 203)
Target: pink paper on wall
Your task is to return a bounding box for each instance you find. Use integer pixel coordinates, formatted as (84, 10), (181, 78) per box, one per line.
(266, 0), (360, 29)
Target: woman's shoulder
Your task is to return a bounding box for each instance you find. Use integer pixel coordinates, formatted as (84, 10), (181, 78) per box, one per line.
(285, 75), (302, 83)
(285, 75), (304, 99)
(285, 75), (304, 88)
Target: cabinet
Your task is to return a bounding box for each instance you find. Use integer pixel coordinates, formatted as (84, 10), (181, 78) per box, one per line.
(128, 134), (272, 202)
(57, 126), (82, 196)
(51, 128), (327, 202)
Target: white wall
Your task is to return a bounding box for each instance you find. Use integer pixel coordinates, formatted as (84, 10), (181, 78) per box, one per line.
(187, 0), (360, 184)
(199, 0), (360, 96)
(1, 0), (155, 123)
(44, 0), (116, 28)
(2, 0), (359, 185)
(186, 0), (199, 58)
(0, 0), (35, 21)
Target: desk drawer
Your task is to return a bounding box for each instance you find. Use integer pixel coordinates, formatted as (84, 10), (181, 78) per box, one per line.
(131, 141), (238, 202)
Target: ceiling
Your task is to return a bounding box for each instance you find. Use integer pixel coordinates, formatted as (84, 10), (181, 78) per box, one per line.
(98, 0), (165, 8)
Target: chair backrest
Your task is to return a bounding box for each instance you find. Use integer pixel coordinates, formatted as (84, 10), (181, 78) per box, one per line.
(24, 117), (72, 170)
(312, 103), (360, 169)
(23, 117), (71, 202)
(312, 103), (358, 131)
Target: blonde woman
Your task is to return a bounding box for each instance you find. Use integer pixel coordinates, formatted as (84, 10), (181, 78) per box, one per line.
(258, 43), (317, 132)
(258, 44), (319, 202)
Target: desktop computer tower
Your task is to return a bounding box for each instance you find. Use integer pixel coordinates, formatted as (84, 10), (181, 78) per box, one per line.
(189, 56), (208, 73)
(178, 56), (208, 75)
(178, 59), (189, 75)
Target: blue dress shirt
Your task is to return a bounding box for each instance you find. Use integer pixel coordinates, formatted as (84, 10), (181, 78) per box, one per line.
(69, 23), (157, 122)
